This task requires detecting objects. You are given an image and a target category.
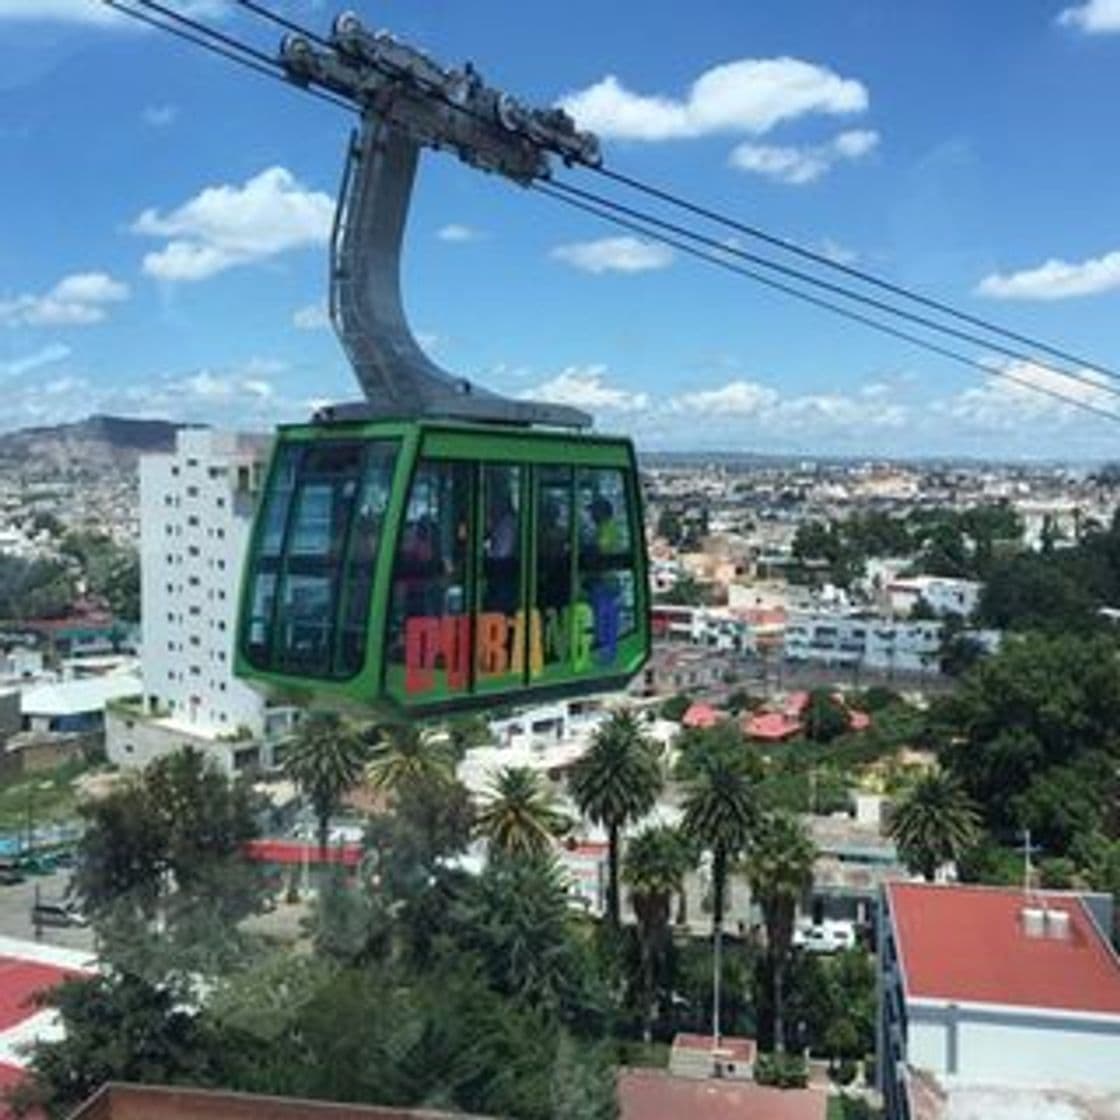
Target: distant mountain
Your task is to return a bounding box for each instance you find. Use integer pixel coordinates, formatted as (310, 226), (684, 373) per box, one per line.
(0, 415), (202, 475)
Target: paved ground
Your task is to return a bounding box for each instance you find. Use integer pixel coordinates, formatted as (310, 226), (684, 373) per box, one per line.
(0, 871), (93, 954)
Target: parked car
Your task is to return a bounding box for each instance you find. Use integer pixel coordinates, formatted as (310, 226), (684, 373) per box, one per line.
(0, 862), (25, 886)
(794, 919), (856, 954)
(31, 901), (88, 928)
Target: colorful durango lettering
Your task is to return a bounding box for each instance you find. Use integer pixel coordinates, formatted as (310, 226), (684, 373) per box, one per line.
(403, 587), (622, 695)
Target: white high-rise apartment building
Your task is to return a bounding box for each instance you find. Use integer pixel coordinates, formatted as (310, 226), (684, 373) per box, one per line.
(139, 428), (267, 733)
(108, 429), (296, 774)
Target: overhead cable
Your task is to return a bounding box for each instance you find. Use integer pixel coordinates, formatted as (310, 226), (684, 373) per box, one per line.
(533, 182), (1120, 426)
(591, 164), (1118, 383)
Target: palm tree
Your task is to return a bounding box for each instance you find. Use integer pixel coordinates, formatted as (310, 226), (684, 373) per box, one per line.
(365, 722), (454, 798)
(624, 826), (691, 1042)
(284, 712), (369, 856)
(476, 766), (566, 859)
(680, 739), (759, 1045)
(745, 812), (816, 1053)
(568, 709), (663, 929)
(887, 768), (981, 882)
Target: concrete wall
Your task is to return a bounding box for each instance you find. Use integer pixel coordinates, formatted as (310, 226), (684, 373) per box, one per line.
(907, 1003), (1120, 1089)
(105, 707), (238, 775)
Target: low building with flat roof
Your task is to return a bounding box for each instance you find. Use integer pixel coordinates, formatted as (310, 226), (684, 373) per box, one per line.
(878, 881), (1120, 1119)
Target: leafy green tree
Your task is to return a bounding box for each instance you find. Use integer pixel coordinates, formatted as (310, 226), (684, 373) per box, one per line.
(680, 733), (760, 1040)
(887, 769), (980, 881)
(940, 633), (1120, 844)
(804, 689), (849, 744)
(451, 853), (607, 1030)
(568, 709), (663, 929)
(623, 826), (691, 1041)
(365, 722), (454, 797)
(476, 766), (566, 859)
(13, 972), (226, 1118)
(284, 712), (368, 855)
(659, 693), (692, 722)
(75, 747), (259, 922)
(745, 813), (815, 1052)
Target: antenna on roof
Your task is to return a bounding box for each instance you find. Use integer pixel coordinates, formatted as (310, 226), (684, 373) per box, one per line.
(1019, 828), (1042, 900)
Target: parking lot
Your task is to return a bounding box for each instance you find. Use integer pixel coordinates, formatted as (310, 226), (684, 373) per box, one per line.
(0, 870), (94, 954)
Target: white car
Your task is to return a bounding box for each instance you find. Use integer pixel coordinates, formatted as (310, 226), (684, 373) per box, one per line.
(794, 919), (856, 953)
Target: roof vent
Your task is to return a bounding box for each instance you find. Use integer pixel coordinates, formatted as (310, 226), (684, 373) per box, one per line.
(1046, 909), (1072, 940)
(1022, 906), (1046, 938)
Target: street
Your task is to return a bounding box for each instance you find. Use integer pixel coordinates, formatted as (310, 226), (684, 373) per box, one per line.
(0, 870), (95, 954)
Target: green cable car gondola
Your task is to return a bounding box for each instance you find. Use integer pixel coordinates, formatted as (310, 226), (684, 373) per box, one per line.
(234, 16), (649, 717)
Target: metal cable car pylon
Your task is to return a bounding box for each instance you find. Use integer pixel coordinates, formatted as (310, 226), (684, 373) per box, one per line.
(281, 13), (597, 427)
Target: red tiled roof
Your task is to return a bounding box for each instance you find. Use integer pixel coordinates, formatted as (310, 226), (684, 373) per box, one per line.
(243, 839), (362, 868)
(745, 711), (802, 741)
(682, 702), (720, 729)
(888, 882), (1120, 1015)
(618, 1069), (825, 1120)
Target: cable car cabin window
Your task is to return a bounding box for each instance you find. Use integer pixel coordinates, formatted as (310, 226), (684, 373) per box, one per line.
(275, 442), (365, 675)
(337, 442), (398, 676)
(477, 464), (524, 689)
(388, 458), (472, 700)
(244, 445), (298, 664)
(576, 467), (638, 669)
(243, 439), (399, 680)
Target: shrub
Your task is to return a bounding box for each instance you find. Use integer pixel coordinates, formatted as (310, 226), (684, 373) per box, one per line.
(753, 1051), (808, 1088)
(831, 1057), (857, 1085)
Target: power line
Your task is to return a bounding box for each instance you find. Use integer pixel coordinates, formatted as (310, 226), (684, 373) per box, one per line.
(545, 178), (1120, 404)
(532, 182), (1120, 427)
(592, 163), (1117, 383)
(102, 1), (354, 113)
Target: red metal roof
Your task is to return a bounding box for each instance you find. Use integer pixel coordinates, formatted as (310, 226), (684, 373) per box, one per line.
(888, 882), (1120, 1014)
(745, 711), (802, 741)
(0, 958), (86, 1032)
(243, 839), (362, 868)
(682, 702), (720, 729)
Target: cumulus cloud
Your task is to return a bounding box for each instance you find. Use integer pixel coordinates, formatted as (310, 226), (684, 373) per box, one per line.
(142, 104), (178, 128)
(520, 366), (649, 412)
(0, 343), (71, 379)
(730, 128), (878, 184)
(436, 223), (482, 243)
(558, 58), (868, 142)
(976, 249), (1120, 300)
(551, 236), (674, 274)
(670, 377), (906, 429)
(0, 0), (229, 24)
(0, 272), (129, 327)
(293, 300), (330, 330)
(133, 166), (333, 281)
(1057, 0), (1120, 32)
(945, 359), (1119, 427)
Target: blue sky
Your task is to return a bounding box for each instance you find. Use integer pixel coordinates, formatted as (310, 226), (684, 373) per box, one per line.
(3, 0), (1120, 458)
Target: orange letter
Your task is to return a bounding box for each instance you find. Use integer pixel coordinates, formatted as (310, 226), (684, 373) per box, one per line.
(476, 612), (509, 675)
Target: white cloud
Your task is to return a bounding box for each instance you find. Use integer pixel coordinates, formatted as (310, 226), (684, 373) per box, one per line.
(673, 379), (779, 416)
(520, 366), (649, 412)
(1057, 0), (1120, 32)
(436, 223), (482, 243)
(0, 343), (71, 379)
(0, 272), (129, 327)
(133, 166), (333, 282)
(0, 0), (229, 24)
(976, 249), (1120, 300)
(293, 301), (330, 330)
(945, 359), (1119, 427)
(550, 236), (674, 274)
(729, 128), (879, 184)
(142, 104), (178, 128)
(558, 58), (868, 142)
(817, 238), (859, 265)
